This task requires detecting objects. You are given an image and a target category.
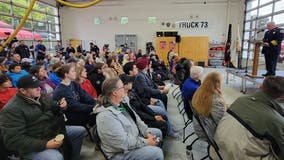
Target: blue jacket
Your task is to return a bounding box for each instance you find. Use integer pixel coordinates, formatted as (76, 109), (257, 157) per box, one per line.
(181, 77), (200, 101)
(6, 70), (29, 87)
(48, 72), (61, 86)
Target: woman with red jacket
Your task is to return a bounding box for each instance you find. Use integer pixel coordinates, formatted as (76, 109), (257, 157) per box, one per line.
(0, 74), (17, 110)
(75, 66), (97, 99)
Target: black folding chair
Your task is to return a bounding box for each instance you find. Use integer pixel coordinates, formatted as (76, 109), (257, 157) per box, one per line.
(190, 102), (223, 160)
(84, 124), (95, 143)
(91, 124), (109, 160)
(171, 85), (180, 97)
(0, 129), (20, 160)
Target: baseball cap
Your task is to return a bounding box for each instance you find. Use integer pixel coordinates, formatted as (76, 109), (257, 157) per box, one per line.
(17, 75), (41, 88)
(119, 74), (135, 85)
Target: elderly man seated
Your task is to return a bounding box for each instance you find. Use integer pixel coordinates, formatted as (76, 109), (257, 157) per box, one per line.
(213, 76), (284, 159)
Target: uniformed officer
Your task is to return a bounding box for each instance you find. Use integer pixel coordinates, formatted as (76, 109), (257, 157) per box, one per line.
(261, 22), (284, 76)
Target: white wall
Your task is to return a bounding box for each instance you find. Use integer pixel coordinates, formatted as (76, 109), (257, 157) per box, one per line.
(59, 0), (244, 53)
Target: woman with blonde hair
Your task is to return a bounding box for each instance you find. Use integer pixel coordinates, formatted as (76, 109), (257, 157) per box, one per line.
(191, 71), (226, 141)
(107, 53), (124, 75)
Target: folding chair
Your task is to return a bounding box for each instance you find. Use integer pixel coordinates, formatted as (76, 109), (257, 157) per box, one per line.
(171, 85), (180, 97)
(182, 106), (196, 144)
(91, 124), (109, 160)
(0, 130), (20, 160)
(190, 102), (223, 160)
(84, 124), (95, 143)
(176, 93), (185, 113)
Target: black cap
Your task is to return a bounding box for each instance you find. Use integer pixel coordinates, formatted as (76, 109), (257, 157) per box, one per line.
(17, 75), (41, 88)
(119, 74), (135, 85)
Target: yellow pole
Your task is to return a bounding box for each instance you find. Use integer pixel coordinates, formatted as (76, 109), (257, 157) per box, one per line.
(0, 0), (36, 52)
(56, 0), (103, 8)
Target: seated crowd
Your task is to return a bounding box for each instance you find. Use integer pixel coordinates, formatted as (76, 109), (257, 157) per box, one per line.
(0, 39), (283, 160)
(0, 40), (177, 160)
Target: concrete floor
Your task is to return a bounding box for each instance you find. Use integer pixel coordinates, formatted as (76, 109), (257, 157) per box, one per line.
(79, 66), (278, 160)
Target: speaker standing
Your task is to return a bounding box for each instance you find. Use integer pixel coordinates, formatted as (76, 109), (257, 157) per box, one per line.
(261, 22), (284, 76)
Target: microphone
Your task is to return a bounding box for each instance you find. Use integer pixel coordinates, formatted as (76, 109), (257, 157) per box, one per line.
(257, 29), (265, 33)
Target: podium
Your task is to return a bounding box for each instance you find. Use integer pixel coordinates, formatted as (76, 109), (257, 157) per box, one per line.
(246, 40), (264, 78)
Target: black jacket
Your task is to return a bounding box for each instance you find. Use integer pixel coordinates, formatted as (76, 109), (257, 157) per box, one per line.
(15, 45), (30, 58)
(0, 93), (72, 159)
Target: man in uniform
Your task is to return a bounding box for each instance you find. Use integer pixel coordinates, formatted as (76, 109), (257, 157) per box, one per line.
(261, 22), (284, 76)
(213, 76), (284, 159)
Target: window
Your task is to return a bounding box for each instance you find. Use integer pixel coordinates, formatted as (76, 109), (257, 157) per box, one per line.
(243, 32), (250, 40)
(246, 0), (258, 10)
(257, 17), (271, 28)
(0, 2), (11, 14)
(94, 17), (102, 24)
(121, 16), (128, 24)
(242, 0), (284, 60)
(259, 0), (272, 6)
(32, 11), (46, 22)
(244, 22), (251, 30)
(273, 13), (284, 24)
(0, 15), (12, 25)
(148, 17), (157, 24)
(246, 9), (257, 20)
(258, 4), (272, 16)
(274, 0), (284, 12)
(0, 0), (61, 52)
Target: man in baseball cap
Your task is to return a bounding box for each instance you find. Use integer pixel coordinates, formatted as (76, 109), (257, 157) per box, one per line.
(17, 75), (41, 89)
(0, 75), (85, 160)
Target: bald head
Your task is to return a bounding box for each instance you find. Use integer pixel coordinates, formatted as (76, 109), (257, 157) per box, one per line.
(267, 22), (276, 31)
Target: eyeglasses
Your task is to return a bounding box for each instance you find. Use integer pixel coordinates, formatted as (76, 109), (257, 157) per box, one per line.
(115, 86), (124, 91)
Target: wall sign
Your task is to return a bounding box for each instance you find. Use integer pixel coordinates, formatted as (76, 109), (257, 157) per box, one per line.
(176, 21), (209, 29)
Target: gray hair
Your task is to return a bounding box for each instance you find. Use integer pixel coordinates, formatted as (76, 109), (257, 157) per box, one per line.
(97, 77), (121, 106)
(190, 66), (204, 80)
(262, 76), (284, 99)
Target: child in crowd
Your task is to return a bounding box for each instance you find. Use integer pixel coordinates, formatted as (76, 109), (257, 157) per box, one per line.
(0, 74), (17, 110)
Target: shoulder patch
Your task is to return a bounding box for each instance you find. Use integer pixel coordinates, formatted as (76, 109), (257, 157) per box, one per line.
(280, 29), (284, 33)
